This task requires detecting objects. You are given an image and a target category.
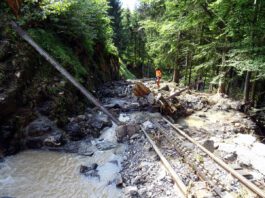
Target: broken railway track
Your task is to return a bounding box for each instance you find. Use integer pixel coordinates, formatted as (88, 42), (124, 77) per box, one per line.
(141, 116), (265, 198)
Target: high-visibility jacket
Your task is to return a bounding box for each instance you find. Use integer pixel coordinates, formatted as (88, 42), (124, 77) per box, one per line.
(156, 70), (162, 77)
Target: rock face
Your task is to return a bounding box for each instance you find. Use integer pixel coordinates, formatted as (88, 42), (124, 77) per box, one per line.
(24, 116), (65, 149)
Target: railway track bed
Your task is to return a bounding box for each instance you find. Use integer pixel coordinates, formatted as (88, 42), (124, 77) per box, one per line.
(139, 116), (265, 198)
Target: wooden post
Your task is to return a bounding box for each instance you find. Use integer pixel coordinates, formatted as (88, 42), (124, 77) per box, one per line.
(11, 21), (122, 126)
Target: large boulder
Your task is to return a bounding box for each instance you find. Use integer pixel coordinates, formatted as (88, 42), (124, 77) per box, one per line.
(24, 116), (65, 149)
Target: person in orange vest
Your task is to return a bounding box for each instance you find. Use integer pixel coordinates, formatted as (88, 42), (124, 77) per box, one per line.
(155, 68), (162, 88)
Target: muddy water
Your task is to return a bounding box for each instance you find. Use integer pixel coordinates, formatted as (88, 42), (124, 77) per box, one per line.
(0, 125), (125, 198)
(177, 110), (239, 130)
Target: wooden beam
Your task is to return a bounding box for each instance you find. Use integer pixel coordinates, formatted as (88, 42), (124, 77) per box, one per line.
(166, 87), (189, 100)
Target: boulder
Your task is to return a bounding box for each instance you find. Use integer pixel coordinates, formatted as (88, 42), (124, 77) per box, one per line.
(64, 122), (85, 141)
(95, 141), (117, 151)
(24, 116), (65, 149)
(115, 124), (141, 142)
(80, 163), (99, 179)
(91, 113), (112, 130)
(63, 140), (95, 156)
(26, 119), (52, 137)
(202, 140), (215, 153)
(80, 163), (98, 173)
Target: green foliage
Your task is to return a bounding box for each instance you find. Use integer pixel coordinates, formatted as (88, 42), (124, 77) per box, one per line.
(119, 59), (136, 79)
(19, 0), (117, 56)
(136, 0), (265, 95)
(28, 28), (87, 81)
(108, 0), (122, 53)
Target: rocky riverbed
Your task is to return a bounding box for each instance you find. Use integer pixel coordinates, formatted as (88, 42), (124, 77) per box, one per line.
(1, 79), (265, 198)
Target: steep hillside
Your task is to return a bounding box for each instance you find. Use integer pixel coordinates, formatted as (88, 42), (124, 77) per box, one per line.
(0, 1), (120, 156)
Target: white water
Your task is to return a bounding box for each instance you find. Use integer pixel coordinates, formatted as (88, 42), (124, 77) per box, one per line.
(0, 125), (125, 198)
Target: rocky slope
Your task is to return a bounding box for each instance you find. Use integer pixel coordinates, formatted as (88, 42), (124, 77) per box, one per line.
(0, 24), (119, 157)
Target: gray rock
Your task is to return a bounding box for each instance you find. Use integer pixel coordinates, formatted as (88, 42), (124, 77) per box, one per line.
(147, 93), (155, 105)
(24, 116), (65, 149)
(43, 134), (63, 147)
(80, 163), (98, 173)
(115, 124), (141, 142)
(124, 186), (138, 196)
(115, 173), (123, 187)
(203, 140), (215, 153)
(96, 141), (117, 151)
(159, 85), (170, 91)
(64, 122), (84, 141)
(26, 118), (52, 137)
(224, 152), (237, 162)
(80, 164), (99, 179)
(91, 113), (112, 130)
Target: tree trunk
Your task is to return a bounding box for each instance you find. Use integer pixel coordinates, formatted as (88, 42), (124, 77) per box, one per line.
(188, 52), (192, 86)
(217, 51), (226, 94)
(134, 32), (137, 66)
(173, 65), (180, 83)
(251, 77), (257, 107)
(185, 53), (188, 86)
(226, 68), (234, 96)
(243, 71), (251, 104)
(217, 76), (226, 94)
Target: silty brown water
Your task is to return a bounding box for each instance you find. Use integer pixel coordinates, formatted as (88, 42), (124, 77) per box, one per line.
(0, 125), (124, 198)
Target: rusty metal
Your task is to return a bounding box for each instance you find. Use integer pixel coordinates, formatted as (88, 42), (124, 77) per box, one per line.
(140, 126), (188, 198)
(163, 117), (265, 198)
(152, 119), (227, 197)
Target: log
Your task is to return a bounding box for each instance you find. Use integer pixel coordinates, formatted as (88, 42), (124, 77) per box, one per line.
(166, 87), (189, 100)
(133, 82), (151, 97)
(11, 21), (122, 126)
(157, 95), (175, 115)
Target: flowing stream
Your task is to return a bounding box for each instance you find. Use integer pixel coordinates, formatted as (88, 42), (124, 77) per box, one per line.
(0, 124), (125, 198)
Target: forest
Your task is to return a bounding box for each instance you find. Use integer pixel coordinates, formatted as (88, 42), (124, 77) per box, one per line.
(1, 0), (265, 197)
(2, 0), (265, 105)
(0, 0), (265, 139)
(120, 0), (265, 108)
